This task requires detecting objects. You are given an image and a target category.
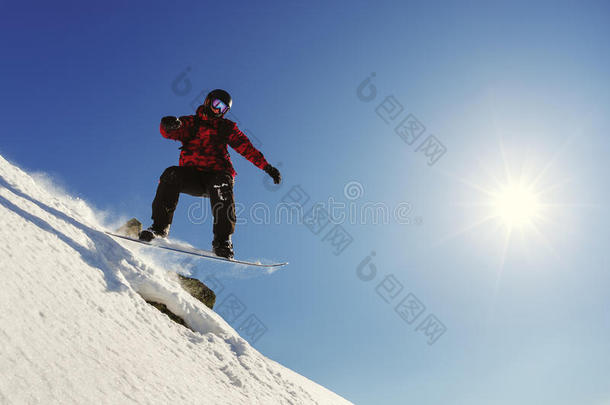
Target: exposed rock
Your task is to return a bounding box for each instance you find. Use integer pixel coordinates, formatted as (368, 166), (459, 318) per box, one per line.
(144, 274), (216, 330)
(145, 300), (191, 330)
(177, 274), (216, 309)
(115, 218), (142, 238)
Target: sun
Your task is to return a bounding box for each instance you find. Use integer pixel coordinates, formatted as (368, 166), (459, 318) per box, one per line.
(435, 132), (578, 266)
(491, 182), (542, 228)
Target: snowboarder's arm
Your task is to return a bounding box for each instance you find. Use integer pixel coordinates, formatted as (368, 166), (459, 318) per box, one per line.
(160, 115), (194, 142)
(227, 123), (269, 170)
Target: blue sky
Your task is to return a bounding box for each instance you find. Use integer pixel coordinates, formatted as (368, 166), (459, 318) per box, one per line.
(1, 1), (609, 404)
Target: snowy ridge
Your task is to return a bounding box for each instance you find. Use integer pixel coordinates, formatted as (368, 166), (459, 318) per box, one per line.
(0, 155), (352, 405)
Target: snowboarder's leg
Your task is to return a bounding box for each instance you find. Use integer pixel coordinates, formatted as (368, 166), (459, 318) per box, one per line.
(141, 166), (204, 241)
(206, 173), (235, 258)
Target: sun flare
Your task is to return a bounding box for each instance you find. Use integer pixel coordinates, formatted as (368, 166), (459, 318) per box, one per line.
(491, 183), (542, 228)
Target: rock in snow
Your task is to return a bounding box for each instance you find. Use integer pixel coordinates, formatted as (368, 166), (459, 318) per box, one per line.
(0, 155), (352, 405)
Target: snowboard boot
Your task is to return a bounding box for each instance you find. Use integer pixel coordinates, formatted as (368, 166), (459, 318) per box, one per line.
(212, 237), (234, 259)
(139, 224), (170, 242)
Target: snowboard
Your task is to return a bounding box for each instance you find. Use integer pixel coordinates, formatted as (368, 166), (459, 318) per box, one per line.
(107, 219), (287, 268)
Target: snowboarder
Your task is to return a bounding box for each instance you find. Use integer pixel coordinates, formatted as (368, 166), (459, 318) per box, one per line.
(139, 89), (282, 259)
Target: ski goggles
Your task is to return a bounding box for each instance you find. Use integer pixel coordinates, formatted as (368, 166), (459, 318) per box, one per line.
(211, 99), (230, 115)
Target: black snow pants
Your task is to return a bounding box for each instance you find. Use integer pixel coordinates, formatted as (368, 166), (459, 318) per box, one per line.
(151, 166), (235, 240)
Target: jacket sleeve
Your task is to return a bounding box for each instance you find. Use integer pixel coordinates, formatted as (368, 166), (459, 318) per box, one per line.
(227, 122), (269, 170)
(160, 115), (194, 142)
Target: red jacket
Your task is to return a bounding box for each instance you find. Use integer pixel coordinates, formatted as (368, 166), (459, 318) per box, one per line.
(160, 105), (269, 177)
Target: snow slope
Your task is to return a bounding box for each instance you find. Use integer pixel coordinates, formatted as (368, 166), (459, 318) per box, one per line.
(0, 155), (352, 405)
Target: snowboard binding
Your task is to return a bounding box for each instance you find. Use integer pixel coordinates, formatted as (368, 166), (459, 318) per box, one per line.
(212, 237), (234, 259)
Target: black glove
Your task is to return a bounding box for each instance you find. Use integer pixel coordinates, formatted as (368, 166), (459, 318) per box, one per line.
(264, 164), (281, 184)
(161, 116), (181, 131)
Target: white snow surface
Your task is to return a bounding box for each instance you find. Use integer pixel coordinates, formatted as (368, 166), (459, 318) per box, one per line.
(0, 155), (351, 405)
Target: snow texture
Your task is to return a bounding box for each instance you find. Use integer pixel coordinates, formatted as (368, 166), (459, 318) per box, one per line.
(0, 155), (352, 405)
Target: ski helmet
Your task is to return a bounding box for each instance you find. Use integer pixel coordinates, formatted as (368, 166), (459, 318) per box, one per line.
(203, 89), (232, 118)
